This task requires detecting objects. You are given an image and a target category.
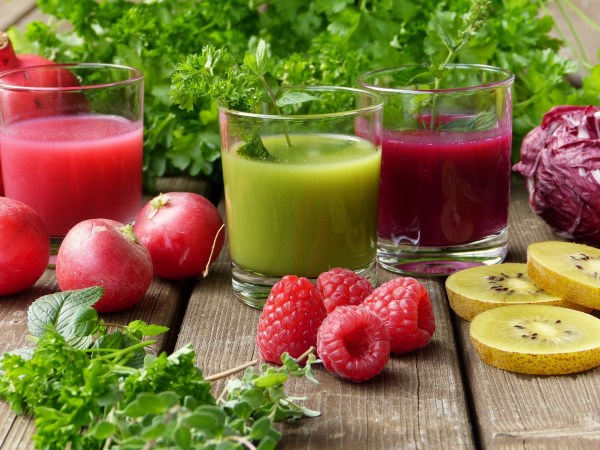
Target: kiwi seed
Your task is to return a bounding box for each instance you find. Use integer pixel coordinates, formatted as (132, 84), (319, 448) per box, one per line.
(445, 263), (589, 321)
(470, 304), (600, 375)
(527, 241), (600, 309)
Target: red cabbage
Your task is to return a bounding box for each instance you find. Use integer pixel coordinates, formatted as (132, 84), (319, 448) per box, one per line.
(513, 105), (600, 245)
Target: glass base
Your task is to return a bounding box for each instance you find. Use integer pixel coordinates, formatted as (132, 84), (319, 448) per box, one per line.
(231, 260), (378, 309)
(377, 229), (508, 277)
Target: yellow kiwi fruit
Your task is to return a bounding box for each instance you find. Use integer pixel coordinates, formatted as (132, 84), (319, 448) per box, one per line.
(445, 263), (590, 321)
(527, 241), (600, 309)
(470, 304), (600, 375)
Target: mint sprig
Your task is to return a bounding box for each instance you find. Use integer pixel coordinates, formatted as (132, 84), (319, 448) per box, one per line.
(236, 129), (276, 161)
(430, 0), (491, 85)
(428, 0), (492, 130)
(440, 111), (497, 132)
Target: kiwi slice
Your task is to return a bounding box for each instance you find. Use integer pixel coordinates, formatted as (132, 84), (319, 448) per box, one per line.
(470, 304), (600, 375)
(445, 263), (589, 321)
(528, 241), (600, 309)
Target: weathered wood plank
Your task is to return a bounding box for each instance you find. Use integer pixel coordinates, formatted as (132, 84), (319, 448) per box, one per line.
(0, 0), (37, 31)
(176, 207), (475, 449)
(457, 176), (600, 449)
(279, 275), (474, 450)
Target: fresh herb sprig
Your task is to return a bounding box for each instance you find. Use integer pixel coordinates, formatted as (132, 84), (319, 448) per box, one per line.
(171, 39), (316, 158)
(425, 0), (492, 130)
(0, 287), (320, 449)
(429, 0), (491, 87)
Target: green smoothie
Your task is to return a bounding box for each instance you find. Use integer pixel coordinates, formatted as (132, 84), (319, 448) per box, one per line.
(222, 133), (381, 278)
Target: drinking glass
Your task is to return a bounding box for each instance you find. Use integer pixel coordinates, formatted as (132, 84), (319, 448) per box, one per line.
(0, 63), (144, 256)
(359, 64), (514, 276)
(219, 86), (383, 308)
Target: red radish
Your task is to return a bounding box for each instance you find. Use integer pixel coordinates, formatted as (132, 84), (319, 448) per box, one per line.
(0, 197), (49, 296)
(0, 31), (54, 71)
(56, 219), (153, 313)
(0, 67), (86, 124)
(0, 31), (84, 121)
(133, 192), (225, 280)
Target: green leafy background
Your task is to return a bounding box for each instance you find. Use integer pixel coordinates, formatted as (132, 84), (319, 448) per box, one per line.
(9, 0), (600, 189)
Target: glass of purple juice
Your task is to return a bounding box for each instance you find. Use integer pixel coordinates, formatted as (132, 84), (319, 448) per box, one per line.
(359, 64), (514, 276)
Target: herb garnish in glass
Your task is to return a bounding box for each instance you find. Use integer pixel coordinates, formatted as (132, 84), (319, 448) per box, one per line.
(359, 0), (515, 276)
(171, 40), (383, 308)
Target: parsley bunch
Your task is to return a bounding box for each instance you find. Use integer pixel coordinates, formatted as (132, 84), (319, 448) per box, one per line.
(0, 287), (319, 449)
(8, 0), (599, 183)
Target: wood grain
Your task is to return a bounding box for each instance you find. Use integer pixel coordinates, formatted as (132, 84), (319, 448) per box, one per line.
(175, 205), (475, 450)
(0, 0), (37, 31)
(457, 178), (600, 449)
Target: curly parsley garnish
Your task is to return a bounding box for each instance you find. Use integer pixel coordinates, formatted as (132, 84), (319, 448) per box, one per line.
(171, 39), (317, 160)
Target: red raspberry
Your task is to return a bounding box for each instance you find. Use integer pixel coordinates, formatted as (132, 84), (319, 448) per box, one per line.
(256, 275), (326, 364)
(362, 277), (435, 354)
(317, 267), (374, 313)
(317, 305), (390, 383)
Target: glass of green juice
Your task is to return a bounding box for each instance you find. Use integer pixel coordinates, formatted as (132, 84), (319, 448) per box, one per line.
(219, 86), (383, 308)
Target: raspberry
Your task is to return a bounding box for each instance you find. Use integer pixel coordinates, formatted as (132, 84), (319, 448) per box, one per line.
(317, 305), (390, 383)
(256, 275), (326, 364)
(362, 277), (435, 354)
(317, 267), (374, 313)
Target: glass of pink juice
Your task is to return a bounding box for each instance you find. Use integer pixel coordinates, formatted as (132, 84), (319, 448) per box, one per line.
(0, 63), (143, 254)
(360, 64), (514, 276)
(219, 86), (383, 308)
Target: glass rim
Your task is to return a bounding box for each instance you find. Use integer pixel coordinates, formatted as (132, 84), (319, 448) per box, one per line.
(218, 85), (384, 120)
(0, 62), (144, 92)
(358, 63), (515, 94)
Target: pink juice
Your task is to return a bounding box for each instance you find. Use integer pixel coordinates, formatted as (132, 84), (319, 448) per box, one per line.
(378, 128), (512, 247)
(1, 114), (142, 237)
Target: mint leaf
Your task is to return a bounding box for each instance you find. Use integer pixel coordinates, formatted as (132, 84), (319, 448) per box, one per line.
(255, 39), (269, 75)
(1, 318), (319, 449)
(440, 111), (497, 131)
(68, 307), (100, 337)
(27, 287), (104, 339)
(94, 331), (147, 369)
(276, 91), (318, 108)
(126, 319), (169, 338)
(237, 130), (276, 161)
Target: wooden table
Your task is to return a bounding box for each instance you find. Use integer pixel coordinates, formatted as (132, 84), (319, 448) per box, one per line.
(4, 178), (600, 450)
(2, 2), (600, 449)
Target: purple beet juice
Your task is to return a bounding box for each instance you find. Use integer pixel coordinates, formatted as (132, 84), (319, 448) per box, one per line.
(378, 127), (512, 247)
